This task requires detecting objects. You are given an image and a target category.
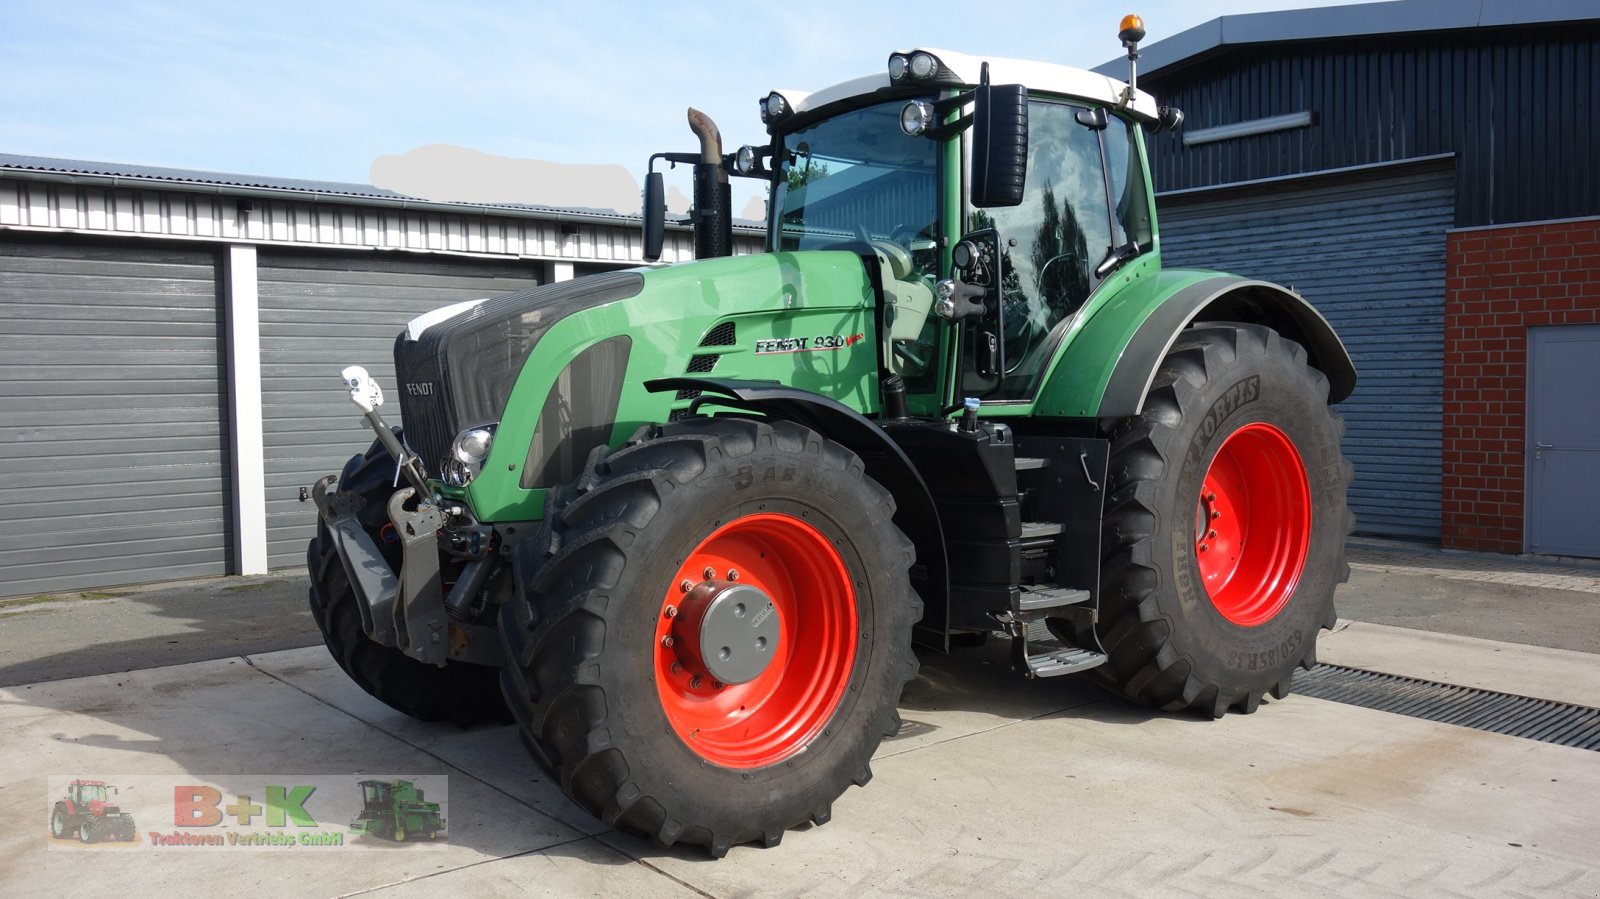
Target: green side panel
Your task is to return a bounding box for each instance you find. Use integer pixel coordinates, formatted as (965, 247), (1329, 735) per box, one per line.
(464, 251), (879, 521)
(1026, 258), (1222, 419)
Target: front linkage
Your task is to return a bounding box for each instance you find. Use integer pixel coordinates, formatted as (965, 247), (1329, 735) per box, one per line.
(307, 366), (500, 669)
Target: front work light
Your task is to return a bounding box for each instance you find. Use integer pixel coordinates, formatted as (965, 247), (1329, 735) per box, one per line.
(888, 51), (942, 82)
(760, 92), (790, 124)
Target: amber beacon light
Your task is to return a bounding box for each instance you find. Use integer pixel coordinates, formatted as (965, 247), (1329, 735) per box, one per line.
(1119, 14), (1146, 45)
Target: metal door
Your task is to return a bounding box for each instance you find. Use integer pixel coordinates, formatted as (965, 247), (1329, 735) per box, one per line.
(0, 236), (229, 597)
(1159, 161), (1455, 540)
(1527, 324), (1600, 557)
(257, 251), (541, 569)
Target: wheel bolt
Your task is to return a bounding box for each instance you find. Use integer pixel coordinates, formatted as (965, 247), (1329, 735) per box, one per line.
(1206, 492), (1216, 502)
(727, 569), (739, 582)
(660, 635), (674, 648)
(689, 675), (703, 689)
(664, 605), (678, 618)
(670, 662), (683, 674)
(1199, 543), (1210, 552)
(703, 567), (716, 580)
(679, 579), (693, 593)
(1210, 510), (1221, 520)
(1207, 529), (1217, 539)
(713, 681), (725, 690)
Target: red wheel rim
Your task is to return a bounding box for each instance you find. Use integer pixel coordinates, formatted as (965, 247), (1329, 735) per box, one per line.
(654, 513), (857, 769)
(1195, 422), (1312, 627)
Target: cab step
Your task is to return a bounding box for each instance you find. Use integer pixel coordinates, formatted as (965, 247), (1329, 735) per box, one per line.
(1016, 584), (1090, 611)
(1012, 617), (1106, 678)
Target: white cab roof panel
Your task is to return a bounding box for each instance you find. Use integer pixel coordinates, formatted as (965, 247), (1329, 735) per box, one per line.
(778, 48), (1160, 122)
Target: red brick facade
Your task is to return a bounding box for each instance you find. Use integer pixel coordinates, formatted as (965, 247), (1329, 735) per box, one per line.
(1441, 218), (1600, 552)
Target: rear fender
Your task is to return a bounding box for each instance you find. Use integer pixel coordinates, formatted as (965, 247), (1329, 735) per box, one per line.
(644, 377), (949, 648)
(1098, 275), (1357, 418)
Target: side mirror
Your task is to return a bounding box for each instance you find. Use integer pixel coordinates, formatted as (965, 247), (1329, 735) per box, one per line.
(642, 171), (665, 262)
(971, 83), (1028, 208)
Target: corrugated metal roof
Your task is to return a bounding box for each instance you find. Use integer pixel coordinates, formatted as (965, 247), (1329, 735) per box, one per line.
(0, 153), (765, 231)
(1093, 0), (1600, 77)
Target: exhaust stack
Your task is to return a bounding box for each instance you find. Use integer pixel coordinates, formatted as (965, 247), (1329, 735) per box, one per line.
(687, 108), (733, 259)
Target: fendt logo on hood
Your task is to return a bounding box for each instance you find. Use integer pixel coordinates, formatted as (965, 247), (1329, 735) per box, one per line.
(405, 382), (435, 396)
(753, 333), (865, 355)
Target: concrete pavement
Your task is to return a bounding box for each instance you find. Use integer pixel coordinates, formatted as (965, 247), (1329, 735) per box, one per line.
(3, 541), (1599, 895)
(2, 620), (1598, 897)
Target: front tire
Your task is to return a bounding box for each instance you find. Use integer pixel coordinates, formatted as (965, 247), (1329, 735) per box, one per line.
(1097, 323), (1353, 717)
(50, 805), (74, 839)
(499, 418), (921, 857)
(307, 435), (508, 726)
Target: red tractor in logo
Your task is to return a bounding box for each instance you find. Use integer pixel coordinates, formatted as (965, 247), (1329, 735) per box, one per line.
(50, 780), (136, 843)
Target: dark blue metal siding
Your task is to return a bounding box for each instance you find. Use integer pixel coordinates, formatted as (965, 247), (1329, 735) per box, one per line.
(1142, 23), (1600, 227)
(1157, 162), (1455, 539)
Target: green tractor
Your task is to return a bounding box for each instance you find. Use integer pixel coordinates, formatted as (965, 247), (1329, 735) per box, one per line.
(307, 17), (1354, 857)
(350, 779), (443, 842)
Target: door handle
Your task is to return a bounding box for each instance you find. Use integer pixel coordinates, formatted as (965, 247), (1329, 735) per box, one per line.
(1535, 441), (1554, 460)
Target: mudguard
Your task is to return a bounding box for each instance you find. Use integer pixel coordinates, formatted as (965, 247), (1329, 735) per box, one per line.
(1098, 275), (1357, 418)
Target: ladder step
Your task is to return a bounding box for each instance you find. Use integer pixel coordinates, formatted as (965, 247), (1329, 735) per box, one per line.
(1019, 521), (1063, 539)
(1025, 645), (1108, 678)
(1016, 584), (1091, 611)
(1014, 456), (1048, 470)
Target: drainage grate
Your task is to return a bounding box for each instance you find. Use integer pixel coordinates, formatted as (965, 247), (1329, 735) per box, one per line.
(1291, 664), (1600, 752)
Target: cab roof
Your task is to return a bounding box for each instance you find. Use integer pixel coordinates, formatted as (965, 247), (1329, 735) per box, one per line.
(775, 48), (1160, 123)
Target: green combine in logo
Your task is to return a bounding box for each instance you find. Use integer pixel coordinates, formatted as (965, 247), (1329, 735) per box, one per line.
(349, 780), (442, 842)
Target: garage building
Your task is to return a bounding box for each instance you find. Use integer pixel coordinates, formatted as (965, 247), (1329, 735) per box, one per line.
(0, 156), (760, 596)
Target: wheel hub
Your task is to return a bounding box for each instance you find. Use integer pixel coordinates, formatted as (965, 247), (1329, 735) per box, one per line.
(671, 580), (780, 685)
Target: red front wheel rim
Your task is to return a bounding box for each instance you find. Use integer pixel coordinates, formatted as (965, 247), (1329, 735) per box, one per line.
(1195, 422), (1312, 627)
(654, 512), (857, 769)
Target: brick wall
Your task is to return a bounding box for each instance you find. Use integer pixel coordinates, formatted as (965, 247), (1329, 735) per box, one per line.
(1442, 218), (1600, 552)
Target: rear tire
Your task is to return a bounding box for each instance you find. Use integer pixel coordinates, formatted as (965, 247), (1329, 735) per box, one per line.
(1096, 323), (1353, 717)
(499, 418), (920, 857)
(307, 434), (508, 726)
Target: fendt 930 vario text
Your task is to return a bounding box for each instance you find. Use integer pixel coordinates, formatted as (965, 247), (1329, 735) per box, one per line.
(308, 17), (1355, 857)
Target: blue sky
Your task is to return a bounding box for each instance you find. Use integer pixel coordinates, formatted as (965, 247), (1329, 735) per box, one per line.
(2, 0), (1367, 214)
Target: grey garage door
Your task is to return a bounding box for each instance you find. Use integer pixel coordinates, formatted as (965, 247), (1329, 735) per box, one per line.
(258, 251), (542, 569)
(1157, 162), (1454, 540)
(0, 236), (230, 597)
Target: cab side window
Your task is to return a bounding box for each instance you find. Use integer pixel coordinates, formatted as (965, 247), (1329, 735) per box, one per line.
(972, 100), (1115, 400)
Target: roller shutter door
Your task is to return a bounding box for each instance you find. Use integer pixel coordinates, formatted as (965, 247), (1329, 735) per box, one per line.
(258, 251), (541, 569)
(0, 237), (230, 597)
(1157, 162), (1454, 540)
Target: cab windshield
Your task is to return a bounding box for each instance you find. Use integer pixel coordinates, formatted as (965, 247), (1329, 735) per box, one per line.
(771, 99), (940, 263)
(771, 99), (943, 384)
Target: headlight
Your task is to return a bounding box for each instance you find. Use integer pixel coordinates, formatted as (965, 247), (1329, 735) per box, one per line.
(442, 425), (496, 487)
(735, 144), (758, 174)
(908, 51), (938, 79)
(900, 100), (933, 136)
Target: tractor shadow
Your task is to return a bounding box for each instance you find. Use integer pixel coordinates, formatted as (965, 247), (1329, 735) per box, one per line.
(890, 634), (1200, 741)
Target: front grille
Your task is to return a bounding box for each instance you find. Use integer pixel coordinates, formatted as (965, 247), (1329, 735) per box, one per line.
(686, 354), (719, 373)
(393, 272), (645, 479)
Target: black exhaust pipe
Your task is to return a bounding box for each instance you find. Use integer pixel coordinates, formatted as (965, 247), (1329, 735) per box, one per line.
(686, 108), (733, 259)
